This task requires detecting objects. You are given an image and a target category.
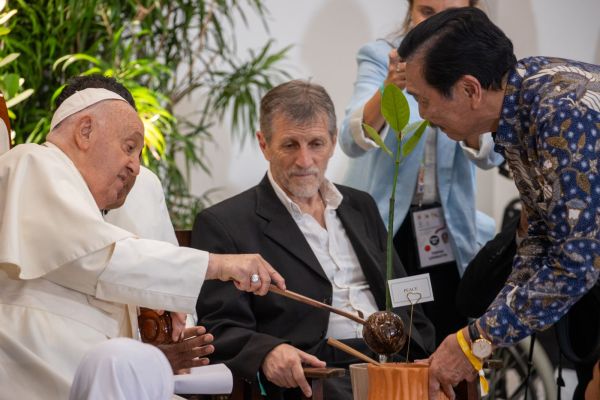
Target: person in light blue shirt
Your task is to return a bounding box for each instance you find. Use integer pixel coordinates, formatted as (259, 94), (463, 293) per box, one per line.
(339, 0), (503, 343)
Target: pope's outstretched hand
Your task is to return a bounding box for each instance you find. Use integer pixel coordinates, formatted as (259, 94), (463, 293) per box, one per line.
(206, 253), (286, 296)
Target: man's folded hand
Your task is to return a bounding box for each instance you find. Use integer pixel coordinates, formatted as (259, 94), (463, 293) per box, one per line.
(158, 326), (214, 374)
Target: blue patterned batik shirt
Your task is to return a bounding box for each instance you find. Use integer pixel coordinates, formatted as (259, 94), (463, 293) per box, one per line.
(480, 57), (600, 345)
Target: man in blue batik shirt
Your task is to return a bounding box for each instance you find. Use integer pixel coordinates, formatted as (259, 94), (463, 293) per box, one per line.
(396, 7), (600, 400)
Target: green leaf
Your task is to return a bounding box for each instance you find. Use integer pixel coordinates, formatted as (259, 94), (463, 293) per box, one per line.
(381, 83), (410, 135)
(52, 53), (101, 72)
(402, 120), (429, 157)
(362, 123), (393, 157)
(0, 26), (10, 36)
(49, 84), (67, 108)
(0, 9), (18, 26)
(81, 67), (103, 76)
(0, 53), (20, 68)
(401, 120), (423, 135)
(1, 73), (20, 97)
(6, 88), (34, 108)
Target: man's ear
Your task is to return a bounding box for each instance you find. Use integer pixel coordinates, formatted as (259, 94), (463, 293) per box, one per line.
(73, 115), (93, 151)
(256, 131), (271, 161)
(461, 75), (483, 108)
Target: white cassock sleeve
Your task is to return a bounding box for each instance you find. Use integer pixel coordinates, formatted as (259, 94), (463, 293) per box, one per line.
(45, 238), (209, 315)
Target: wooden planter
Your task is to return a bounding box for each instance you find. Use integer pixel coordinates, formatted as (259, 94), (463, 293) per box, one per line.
(350, 363), (450, 400)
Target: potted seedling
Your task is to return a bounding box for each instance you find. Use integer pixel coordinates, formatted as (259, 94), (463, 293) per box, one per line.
(351, 83), (443, 400)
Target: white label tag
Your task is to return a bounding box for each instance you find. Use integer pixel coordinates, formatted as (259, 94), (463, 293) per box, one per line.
(388, 273), (434, 308)
(412, 206), (456, 268)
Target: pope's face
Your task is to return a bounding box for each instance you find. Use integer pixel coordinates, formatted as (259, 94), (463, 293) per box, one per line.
(85, 101), (144, 209)
(105, 169), (137, 210)
(405, 57), (480, 141)
(258, 113), (335, 202)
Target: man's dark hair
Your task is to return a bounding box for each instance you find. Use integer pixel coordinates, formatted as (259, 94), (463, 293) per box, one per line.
(397, 7), (517, 97)
(56, 75), (136, 110)
(259, 80), (336, 142)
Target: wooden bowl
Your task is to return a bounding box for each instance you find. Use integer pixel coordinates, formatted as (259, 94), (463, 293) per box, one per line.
(362, 311), (406, 356)
(138, 308), (173, 346)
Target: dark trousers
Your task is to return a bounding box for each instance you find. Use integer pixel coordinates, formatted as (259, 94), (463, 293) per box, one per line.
(393, 211), (467, 345)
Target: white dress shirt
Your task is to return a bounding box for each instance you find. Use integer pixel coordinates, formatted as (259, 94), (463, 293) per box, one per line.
(268, 170), (379, 339)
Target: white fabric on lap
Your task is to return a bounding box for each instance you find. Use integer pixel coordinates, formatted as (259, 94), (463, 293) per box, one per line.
(69, 338), (173, 400)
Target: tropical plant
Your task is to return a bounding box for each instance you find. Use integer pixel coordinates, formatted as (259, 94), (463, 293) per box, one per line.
(363, 84), (428, 311)
(1, 0), (290, 227)
(0, 2), (33, 121)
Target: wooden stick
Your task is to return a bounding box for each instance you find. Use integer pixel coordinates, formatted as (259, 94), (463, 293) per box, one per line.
(269, 285), (366, 325)
(327, 338), (381, 366)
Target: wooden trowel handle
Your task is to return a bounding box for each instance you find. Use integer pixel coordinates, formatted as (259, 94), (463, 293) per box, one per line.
(269, 285), (366, 325)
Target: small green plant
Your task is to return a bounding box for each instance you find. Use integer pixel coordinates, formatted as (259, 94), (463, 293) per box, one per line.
(362, 84), (428, 311)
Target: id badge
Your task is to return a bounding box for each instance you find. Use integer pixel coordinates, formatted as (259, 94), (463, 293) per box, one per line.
(411, 206), (455, 268)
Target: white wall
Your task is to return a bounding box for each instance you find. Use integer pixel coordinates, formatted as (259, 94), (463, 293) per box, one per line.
(479, 0), (600, 226)
(181, 0), (600, 229)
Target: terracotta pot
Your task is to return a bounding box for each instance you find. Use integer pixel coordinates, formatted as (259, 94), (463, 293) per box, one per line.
(364, 363), (448, 400)
(350, 363), (370, 400)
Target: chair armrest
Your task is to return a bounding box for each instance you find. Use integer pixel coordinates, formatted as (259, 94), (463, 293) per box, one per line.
(176, 230), (192, 247)
(303, 367), (345, 379)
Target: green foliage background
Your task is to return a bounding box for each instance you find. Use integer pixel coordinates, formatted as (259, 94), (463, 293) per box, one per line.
(1, 0), (290, 227)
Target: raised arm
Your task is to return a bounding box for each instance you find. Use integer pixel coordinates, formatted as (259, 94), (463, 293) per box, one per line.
(340, 40), (398, 158)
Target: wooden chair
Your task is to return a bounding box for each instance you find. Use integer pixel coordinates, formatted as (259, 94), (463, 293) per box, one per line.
(0, 95), (11, 155)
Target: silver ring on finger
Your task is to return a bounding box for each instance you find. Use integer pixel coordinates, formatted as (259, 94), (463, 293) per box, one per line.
(250, 273), (261, 284)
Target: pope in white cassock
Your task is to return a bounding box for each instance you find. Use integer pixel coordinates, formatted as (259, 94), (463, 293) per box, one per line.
(0, 75), (285, 399)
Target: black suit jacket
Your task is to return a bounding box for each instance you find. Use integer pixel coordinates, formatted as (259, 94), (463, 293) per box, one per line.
(192, 176), (435, 382)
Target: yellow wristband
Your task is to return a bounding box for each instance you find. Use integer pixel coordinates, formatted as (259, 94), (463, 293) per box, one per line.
(456, 329), (489, 396)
